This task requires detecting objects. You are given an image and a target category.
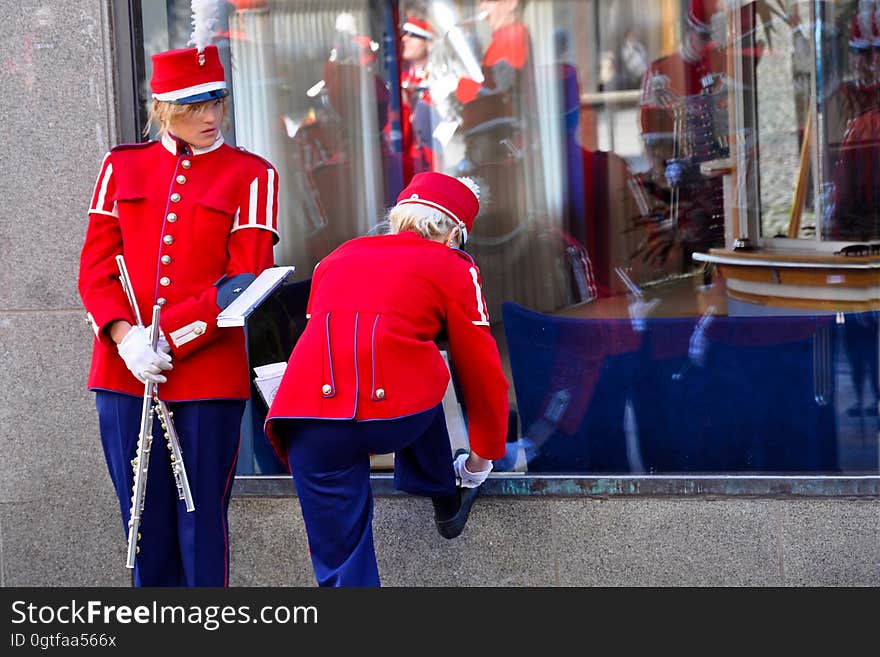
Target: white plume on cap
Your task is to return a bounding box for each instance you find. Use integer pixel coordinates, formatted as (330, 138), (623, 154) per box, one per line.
(335, 12), (357, 34)
(457, 176), (480, 202)
(189, 0), (220, 53)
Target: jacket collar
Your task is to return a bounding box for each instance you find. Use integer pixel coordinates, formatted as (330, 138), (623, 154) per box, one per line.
(161, 132), (225, 157)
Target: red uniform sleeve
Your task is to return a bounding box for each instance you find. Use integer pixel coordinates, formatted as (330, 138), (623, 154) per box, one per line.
(455, 77), (483, 104)
(456, 23), (529, 103)
(78, 152), (136, 347)
(160, 165), (279, 359)
(483, 23), (529, 70)
(444, 259), (509, 460)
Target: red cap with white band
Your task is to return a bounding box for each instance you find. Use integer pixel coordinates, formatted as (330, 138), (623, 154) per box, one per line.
(150, 44), (229, 105)
(402, 17), (435, 40)
(396, 172), (480, 244)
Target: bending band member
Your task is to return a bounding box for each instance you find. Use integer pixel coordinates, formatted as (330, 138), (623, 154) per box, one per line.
(266, 172), (509, 587)
(78, 44), (279, 586)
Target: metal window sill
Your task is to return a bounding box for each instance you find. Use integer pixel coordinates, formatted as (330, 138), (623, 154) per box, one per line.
(233, 474), (880, 498)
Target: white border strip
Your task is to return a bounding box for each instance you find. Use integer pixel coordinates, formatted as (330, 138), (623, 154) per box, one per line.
(153, 80), (227, 102)
(403, 21), (433, 39)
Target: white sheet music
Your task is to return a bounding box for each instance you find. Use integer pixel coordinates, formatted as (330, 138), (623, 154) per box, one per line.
(217, 266), (295, 327)
(253, 361), (287, 407)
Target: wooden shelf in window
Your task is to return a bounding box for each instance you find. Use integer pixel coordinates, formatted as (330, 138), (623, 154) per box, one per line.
(693, 248), (880, 311)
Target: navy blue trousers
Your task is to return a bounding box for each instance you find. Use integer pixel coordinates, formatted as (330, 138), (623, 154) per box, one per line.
(96, 391), (245, 587)
(281, 404), (457, 587)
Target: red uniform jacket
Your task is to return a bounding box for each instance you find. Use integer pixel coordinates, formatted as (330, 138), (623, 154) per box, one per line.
(78, 135), (278, 401)
(266, 231), (510, 466)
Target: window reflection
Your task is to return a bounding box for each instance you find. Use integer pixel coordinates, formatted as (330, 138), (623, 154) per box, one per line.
(140, 0), (879, 477)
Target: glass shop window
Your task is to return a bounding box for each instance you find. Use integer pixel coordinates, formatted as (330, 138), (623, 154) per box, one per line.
(138, 0), (879, 478)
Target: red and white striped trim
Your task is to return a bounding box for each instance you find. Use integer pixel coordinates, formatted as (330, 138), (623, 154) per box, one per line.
(89, 153), (118, 217)
(152, 80), (227, 102)
(468, 267), (489, 326)
(231, 168), (279, 237)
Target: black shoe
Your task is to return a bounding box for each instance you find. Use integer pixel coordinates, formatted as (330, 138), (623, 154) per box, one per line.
(432, 486), (480, 539)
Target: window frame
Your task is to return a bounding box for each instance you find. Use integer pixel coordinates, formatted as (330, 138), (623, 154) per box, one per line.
(112, 0), (879, 494)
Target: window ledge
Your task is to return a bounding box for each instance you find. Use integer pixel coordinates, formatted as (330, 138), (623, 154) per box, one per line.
(233, 474), (880, 498)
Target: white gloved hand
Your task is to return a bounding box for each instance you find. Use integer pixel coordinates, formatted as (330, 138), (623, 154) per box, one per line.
(627, 297), (660, 333)
(117, 325), (173, 384)
(146, 324), (172, 356)
(453, 452), (493, 488)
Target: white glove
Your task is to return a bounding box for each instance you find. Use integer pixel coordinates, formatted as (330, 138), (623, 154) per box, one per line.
(687, 306), (717, 367)
(627, 297), (660, 333)
(117, 325), (173, 384)
(453, 452), (493, 488)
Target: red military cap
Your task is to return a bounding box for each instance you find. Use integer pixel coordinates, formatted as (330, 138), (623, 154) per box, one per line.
(396, 172), (480, 243)
(687, 0), (724, 35)
(849, 6), (875, 50)
(875, 6), (880, 49)
(403, 16), (435, 40)
(150, 44), (230, 104)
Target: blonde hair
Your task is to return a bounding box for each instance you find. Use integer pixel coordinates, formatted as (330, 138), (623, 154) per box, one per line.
(387, 203), (461, 246)
(144, 97), (230, 137)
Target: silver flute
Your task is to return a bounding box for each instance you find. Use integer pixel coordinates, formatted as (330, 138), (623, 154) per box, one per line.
(116, 256), (195, 570)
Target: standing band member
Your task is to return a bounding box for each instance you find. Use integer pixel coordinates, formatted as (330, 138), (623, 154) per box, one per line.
(78, 42), (279, 586)
(399, 15), (438, 179)
(266, 172), (509, 587)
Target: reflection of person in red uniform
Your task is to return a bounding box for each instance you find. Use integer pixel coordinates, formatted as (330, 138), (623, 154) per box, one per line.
(455, 0), (530, 106)
(78, 44), (279, 586)
(451, 0), (590, 319)
(289, 17), (392, 263)
(825, 4), (880, 427)
(453, 0), (532, 161)
(639, 1), (727, 147)
(829, 108), (880, 239)
(828, 5), (880, 241)
(635, 0), (729, 269)
(399, 16), (437, 179)
(836, 1), (880, 121)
